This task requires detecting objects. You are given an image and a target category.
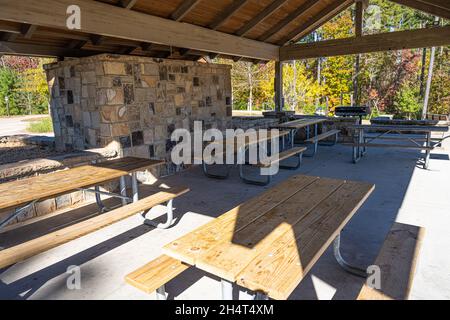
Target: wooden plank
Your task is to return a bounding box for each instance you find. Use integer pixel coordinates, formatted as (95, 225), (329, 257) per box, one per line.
(0, 157), (164, 212)
(345, 143), (434, 150)
(305, 129), (340, 143)
(237, 180), (375, 299)
(125, 255), (190, 294)
(357, 222), (425, 300)
(194, 178), (346, 281)
(0, 186), (189, 269)
(258, 0), (320, 42)
(257, 146), (306, 167)
(235, 0), (289, 37)
(0, 0), (279, 61)
(275, 118), (326, 129)
(280, 25), (450, 60)
(389, 0), (450, 19)
(278, 0), (354, 45)
(163, 175), (319, 264)
(120, 0), (138, 10)
(350, 124), (449, 132)
(209, 0), (250, 30)
(0, 41), (100, 57)
(20, 23), (37, 39)
(170, 0), (201, 21)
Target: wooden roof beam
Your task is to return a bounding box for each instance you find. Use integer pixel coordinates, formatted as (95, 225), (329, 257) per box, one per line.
(278, 0), (354, 45)
(90, 34), (105, 46)
(21, 23), (37, 39)
(209, 0), (250, 30)
(67, 39), (88, 49)
(258, 0), (321, 42)
(235, 0), (289, 37)
(0, 40), (99, 57)
(0, 0), (278, 61)
(280, 25), (450, 60)
(388, 0), (450, 20)
(171, 0), (201, 21)
(119, 0), (138, 10)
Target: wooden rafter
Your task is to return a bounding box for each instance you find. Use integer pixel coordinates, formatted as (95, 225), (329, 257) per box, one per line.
(235, 0), (289, 37)
(258, 0), (320, 42)
(21, 23), (37, 39)
(0, 0), (278, 61)
(389, 0), (450, 19)
(171, 0), (201, 21)
(278, 0), (354, 45)
(209, 0), (249, 30)
(120, 0), (138, 10)
(280, 25), (450, 60)
(0, 40), (99, 57)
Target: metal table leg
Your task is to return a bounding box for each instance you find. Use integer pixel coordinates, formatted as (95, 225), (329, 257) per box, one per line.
(156, 285), (167, 300)
(333, 233), (367, 278)
(255, 292), (269, 300)
(0, 200), (38, 230)
(221, 280), (234, 300)
(424, 132), (431, 169)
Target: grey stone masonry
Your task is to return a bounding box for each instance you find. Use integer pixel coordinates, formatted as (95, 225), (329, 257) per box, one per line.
(45, 54), (232, 176)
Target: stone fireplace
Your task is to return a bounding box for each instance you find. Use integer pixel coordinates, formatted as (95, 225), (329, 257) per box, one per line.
(45, 54), (232, 176)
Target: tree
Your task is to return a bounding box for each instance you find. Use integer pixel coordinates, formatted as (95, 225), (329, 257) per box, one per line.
(0, 67), (21, 116)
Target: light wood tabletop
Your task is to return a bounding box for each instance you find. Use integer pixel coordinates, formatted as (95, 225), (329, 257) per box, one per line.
(0, 157), (164, 212)
(163, 174), (374, 299)
(274, 118), (327, 130)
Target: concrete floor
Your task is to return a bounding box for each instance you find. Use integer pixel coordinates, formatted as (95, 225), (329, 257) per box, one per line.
(0, 135), (449, 300)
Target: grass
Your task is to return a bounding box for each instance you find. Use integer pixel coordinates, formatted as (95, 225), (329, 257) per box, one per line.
(27, 117), (53, 133)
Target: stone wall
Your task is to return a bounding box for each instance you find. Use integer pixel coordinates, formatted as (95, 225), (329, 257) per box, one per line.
(45, 54), (232, 176)
(231, 116), (280, 130)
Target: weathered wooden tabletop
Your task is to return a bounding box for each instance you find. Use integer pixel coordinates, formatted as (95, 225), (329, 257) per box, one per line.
(0, 157), (164, 212)
(274, 118), (327, 130)
(163, 174), (374, 299)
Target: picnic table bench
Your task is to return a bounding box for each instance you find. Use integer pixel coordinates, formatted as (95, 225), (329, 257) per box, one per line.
(358, 222), (424, 300)
(201, 130), (304, 185)
(0, 157), (190, 269)
(348, 124), (449, 169)
(272, 118), (340, 157)
(126, 174), (375, 300)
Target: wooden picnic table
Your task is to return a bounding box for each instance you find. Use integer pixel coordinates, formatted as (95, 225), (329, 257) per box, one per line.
(271, 118), (328, 156)
(349, 124), (449, 169)
(201, 130), (291, 185)
(0, 157), (164, 229)
(163, 174), (375, 300)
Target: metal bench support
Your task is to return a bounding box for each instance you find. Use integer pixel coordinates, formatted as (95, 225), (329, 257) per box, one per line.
(202, 162), (231, 179)
(333, 233), (367, 278)
(221, 280), (234, 300)
(131, 172), (176, 229)
(279, 152), (303, 170)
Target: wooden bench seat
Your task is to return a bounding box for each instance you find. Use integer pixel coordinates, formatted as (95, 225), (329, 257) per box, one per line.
(125, 254), (189, 299)
(357, 222), (425, 300)
(347, 143), (434, 150)
(305, 129), (340, 144)
(0, 186), (189, 269)
(257, 146), (306, 168)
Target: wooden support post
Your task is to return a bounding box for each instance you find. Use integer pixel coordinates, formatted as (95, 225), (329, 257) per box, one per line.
(274, 61), (283, 112)
(353, 0), (367, 105)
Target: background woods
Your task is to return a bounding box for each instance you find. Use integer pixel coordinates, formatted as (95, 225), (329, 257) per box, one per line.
(227, 0), (449, 119)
